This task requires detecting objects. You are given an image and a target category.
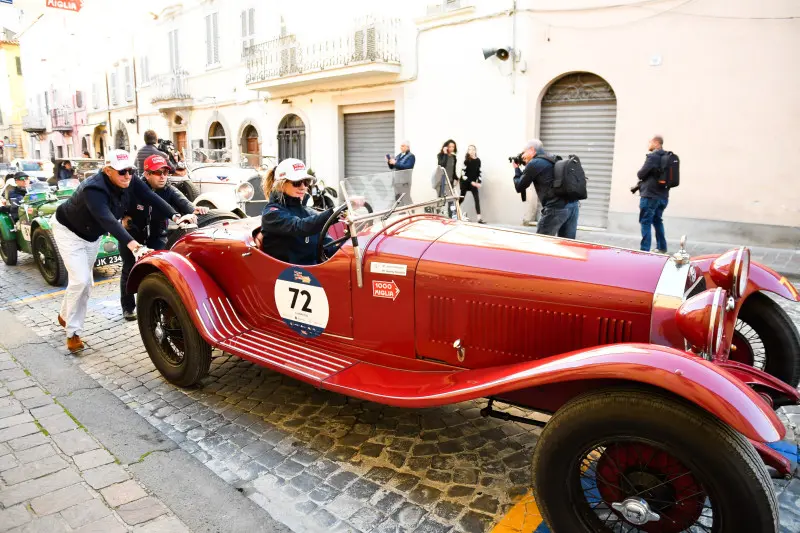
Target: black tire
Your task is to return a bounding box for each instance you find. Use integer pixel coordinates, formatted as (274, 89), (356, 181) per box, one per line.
(172, 180), (199, 202)
(532, 387), (777, 533)
(733, 291), (800, 387)
(32, 228), (67, 286)
(0, 238), (17, 266)
(137, 273), (211, 387)
(197, 210), (242, 227)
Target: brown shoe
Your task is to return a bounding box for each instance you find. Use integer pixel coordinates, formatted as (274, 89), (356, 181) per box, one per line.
(58, 314), (66, 328)
(66, 335), (84, 353)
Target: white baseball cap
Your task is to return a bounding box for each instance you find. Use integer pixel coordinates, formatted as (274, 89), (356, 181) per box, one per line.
(105, 149), (135, 171)
(275, 158), (313, 183)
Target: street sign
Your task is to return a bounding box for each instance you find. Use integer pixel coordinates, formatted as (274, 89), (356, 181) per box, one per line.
(0, 0), (13, 5)
(45, 0), (82, 13)
(4, 144), (17, 148)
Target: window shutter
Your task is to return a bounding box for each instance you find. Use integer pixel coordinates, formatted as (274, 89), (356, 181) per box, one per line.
(125, 65), (132, 100)
(15, 56), (21, 75)
(212, 12), (219, 64)
(92, 84), (98, 109)
(248, 8), (255, 49)
(205, 15), (212, 65)
(241, 10), (246, 38)
(76, 91), (83, 109)
(110, 72), (117, 105)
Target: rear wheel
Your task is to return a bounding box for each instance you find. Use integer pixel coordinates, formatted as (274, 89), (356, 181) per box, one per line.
(0, 238), (17, 266)
(532, 388), (777, 533)
(32, 228), (66, 286)
(731, 292), (800, 387)
(137, 273), (211, 387)
(172, 180), (199, 202)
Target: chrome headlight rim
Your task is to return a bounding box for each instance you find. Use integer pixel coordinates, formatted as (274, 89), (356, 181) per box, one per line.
(235, 182), (255, 202)
(731, 246), (750, 300)
(706, 287), (727, 357)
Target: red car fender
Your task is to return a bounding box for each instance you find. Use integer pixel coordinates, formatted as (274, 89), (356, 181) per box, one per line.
(127, 250), (235, 346)
(693, 255), (799, 302)
(323, 343), (784, 443)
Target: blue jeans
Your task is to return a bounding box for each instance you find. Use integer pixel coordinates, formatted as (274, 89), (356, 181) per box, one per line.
(537, 201), (580, 239)
(639, 197), (668, 251)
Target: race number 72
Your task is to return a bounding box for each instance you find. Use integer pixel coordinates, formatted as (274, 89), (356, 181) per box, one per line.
(288, 287), (312, 313)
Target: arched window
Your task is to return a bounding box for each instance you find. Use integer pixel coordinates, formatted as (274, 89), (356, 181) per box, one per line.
(81, 136), (89, 156)
(277, 114), (305, 162)
(208, 121), (227, 150)
(241, 124), (260, 168)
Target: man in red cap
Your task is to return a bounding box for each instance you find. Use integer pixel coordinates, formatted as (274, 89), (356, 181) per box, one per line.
(118, 154), (208, 320)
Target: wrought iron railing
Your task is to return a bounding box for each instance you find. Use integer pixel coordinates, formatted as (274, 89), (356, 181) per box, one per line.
(151, 69), (191, 103)
(245, 16), (400, 84)
(22, 114), (46, 131)
(50, 107), (75, 130)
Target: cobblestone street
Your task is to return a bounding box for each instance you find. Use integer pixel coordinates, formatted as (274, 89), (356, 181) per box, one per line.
(1, 253), (799, 533)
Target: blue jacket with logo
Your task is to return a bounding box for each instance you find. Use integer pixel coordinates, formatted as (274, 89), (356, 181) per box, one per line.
(261, 192), (333, 265)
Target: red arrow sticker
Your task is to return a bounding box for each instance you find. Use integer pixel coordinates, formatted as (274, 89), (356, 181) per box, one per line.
(372, 280), (400, 301)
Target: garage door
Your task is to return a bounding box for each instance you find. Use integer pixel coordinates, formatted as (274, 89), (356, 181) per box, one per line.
(344, 111), (395, 178)
(540, 73), (617, 229)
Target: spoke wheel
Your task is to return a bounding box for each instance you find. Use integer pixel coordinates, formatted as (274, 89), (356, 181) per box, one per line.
(578, 441), (712, 533)
(0, 238), (17, 266)
(532, 387), (778, 533)
(150, 298), (186, 366)
(32, 229), (66, 286)
(730, 319), (762, 369)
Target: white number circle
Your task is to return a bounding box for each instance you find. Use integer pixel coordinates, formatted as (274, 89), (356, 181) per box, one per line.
(274, 267), (329, 338)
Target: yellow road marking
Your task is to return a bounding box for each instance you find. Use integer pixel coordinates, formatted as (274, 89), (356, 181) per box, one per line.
(12, 277), (120, 305)
(491, 491), (544, 533)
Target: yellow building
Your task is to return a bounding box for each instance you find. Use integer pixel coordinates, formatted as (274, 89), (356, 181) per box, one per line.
(0, 31), (26, 162)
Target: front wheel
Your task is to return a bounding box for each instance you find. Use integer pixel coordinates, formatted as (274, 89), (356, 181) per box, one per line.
(731, 292), (800, 387)
(32, 228), (67, 286)
(532, 388), (778, 533)
(137, 273), (211, 387)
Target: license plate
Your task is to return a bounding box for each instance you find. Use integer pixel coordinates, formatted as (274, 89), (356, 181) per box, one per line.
(94, 255), (122, 268)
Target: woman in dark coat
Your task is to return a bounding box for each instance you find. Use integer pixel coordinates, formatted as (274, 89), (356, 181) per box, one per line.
(459, 144), (484, 223)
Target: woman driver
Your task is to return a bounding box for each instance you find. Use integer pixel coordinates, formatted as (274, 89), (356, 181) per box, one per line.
(260, 158), (334, 265)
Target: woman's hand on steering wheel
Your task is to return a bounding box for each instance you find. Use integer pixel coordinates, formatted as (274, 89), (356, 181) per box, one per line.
(317, 203), (351, 263)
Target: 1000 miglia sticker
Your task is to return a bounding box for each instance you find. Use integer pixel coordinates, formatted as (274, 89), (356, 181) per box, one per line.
(274, 267), (329, 338)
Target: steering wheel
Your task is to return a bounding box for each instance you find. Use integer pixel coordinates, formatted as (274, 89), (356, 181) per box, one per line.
(317, 203), (350, 263)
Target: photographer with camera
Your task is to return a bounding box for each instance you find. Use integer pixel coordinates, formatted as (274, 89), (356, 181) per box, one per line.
(136, 130), (169, 173)
(512, 139), (579, 239)
(631, 135), (670, 253)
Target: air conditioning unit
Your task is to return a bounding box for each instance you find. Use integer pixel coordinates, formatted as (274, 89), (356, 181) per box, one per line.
(353, 26), (376, 62)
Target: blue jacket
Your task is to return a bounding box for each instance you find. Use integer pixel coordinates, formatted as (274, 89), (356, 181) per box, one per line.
(637, 149), (669, 200)
(261, 192), (333, 265)
(124, 178), (195, 244)
(513, 154), (566, 209)
(388, 151), (415, 170)
(56, 171), (177, 246)
(59, 167), (74, 182)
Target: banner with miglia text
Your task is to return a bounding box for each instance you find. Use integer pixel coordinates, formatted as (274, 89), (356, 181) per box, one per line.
(46, 0), (82, 13)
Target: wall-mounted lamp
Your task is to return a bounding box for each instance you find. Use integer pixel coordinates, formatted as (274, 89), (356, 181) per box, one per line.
(126, 118), (136, 124)
(482, 47), (514, 61)
(281, 99), (292, 105)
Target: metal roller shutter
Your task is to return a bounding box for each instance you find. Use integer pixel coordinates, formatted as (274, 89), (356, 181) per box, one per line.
(540, 74), (617, 228)
(344, 111), (395, 178)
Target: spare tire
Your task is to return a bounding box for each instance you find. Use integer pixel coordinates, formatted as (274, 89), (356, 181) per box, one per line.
(165, 210), (243, 249)
(172, 180), (200, 202)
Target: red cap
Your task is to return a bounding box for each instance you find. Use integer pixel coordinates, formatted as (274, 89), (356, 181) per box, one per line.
(144, 155), (170, 172)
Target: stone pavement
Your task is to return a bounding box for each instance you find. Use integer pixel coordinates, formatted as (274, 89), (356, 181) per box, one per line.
(502, 225), (800, 277)
(0, 253), (799, 532)
(0, 348), (190, 533)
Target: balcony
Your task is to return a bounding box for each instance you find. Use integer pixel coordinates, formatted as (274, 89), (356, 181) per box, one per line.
(151, 70), (192, 111)
(22, 114), (46, 133)
(245, 16), (401, 93)
(51, 107), (75, 132)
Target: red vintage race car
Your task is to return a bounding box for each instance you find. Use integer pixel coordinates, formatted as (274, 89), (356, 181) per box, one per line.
(129, 174), (799, 533)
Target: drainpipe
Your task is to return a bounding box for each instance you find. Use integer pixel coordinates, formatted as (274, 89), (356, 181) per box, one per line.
(104, 72), (112, 140)
(132, 55), (140, 135)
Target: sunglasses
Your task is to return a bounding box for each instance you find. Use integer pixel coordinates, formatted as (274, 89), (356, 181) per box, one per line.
(117, 168), (135, 176)
(146, 170), (167, 177)
(289, 178), (316, 188)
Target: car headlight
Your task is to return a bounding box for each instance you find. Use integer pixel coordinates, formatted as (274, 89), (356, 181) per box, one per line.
(709, 246), (750, 299)
(103, 240), (118, 254)
(676, 287), (728, 359)
(235, 182), (255, 202)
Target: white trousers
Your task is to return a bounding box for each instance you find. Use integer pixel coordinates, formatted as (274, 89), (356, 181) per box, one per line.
(51, 218), (100, 338)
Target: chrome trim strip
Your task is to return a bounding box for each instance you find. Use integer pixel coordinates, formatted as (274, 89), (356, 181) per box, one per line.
(247, 329), (353, 365)
(230, 335), (339, 375)
(217, 297), (243, 334)
(209, 299), (234, 337)
(203, 302), (225, 339)
(225, 298), (249, 331)
(218, 341), (324, 381)
(195, 309), (217, 342)
(238, 332), (347, 370)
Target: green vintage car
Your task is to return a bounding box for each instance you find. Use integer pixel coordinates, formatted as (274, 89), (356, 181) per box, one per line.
(0, 179), (121, 286)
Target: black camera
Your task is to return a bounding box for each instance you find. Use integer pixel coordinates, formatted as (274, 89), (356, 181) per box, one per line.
(508, 153), (524, 166)
(630, 181), (642, 194)
(157, 138), (182, 167)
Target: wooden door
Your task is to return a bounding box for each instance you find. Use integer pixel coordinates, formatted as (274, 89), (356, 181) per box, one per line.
(246, 137), (259, 167)
(174, 132), (187, 159)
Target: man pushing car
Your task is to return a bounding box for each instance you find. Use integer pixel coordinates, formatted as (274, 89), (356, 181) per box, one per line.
(51, 150), (194, 352)
(118, 154), (209, 320)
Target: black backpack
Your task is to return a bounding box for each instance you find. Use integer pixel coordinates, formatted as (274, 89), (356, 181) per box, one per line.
(552, 154), (588, 201)
(657, 151), (680, 189)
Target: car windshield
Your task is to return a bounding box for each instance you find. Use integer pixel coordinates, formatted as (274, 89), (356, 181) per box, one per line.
(20, 161), (43, 171)
(340, 169), (459, 232)
(27, 181), (50, 194)
(58, 179), (80, 189)
(72, 160), (104, 175)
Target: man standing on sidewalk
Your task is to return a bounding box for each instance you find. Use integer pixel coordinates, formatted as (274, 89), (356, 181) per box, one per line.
(387, 140), (415, 205)
(119, 155), (206, 320)
(51, 150), (190, 352)
(636, 135), (669, 253)
(136, 130), (168, 173)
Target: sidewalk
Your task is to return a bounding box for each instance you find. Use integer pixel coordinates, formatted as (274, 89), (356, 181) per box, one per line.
(501, 225), (800, 278)
(0, 349), (190, 533)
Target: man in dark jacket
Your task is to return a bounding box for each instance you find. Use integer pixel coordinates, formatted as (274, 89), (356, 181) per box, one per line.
(51, 149), (191, 352)
(636, 135), (669, 253)
(513, 139), (579, 239)
(136, 130), (168, 172)
(5, 172), (30, 220)
(387, 140), (415, 205)
(118, 155), (207, 319)
(59, 161), (75, 182)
